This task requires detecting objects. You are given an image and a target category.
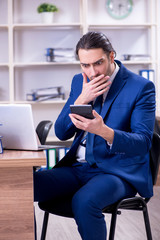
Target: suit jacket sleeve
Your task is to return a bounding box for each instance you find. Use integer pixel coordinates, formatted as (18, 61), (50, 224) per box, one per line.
(54, 74), (83, 141)
(110, 80), (156, 157)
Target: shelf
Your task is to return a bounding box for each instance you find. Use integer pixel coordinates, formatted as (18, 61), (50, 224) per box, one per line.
(88, 23), (156, 29)
(13, 23), (82, 29)
(0, 101), (10, 104)
(13, 61), (153, 68)
(13, 23), (157, 30)
(14, 100), (67, 105)
(0, 24), (8, 29)
(14, 61), (80, 67)
(46, 135), (73, 143)
(121, 60), (152, 65)
(0, 63), (9, 67)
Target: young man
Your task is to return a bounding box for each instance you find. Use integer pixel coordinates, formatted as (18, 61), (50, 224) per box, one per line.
(34, 32), (155, 240)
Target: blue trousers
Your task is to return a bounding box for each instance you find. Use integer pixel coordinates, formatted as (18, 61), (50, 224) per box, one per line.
(34, 162), (136, 240)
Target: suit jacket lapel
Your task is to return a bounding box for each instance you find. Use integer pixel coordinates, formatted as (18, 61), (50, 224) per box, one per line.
(101, 64), (128, 119)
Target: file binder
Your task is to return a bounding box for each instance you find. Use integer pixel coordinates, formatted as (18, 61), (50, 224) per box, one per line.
(0, 123), (3, 154)
(58, 147), (70, 162)
(139, 69), (154, 82)
(38, 146), (71, 171)
(46, 148), (57, 169)
(0, 136), (3, 154)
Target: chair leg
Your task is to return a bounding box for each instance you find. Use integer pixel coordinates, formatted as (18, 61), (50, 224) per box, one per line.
(40, 211), (49, 240)
(143, 206), (153, 240)
(108, 210), (118, 240)
(34, 209), (37, 240)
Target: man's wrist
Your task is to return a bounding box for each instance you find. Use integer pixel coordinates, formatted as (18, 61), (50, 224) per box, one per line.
(74, 96), (87, 105)
(99, 124), (114, 144)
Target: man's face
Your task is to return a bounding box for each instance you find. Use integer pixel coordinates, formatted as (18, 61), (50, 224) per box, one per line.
(78, 48), (114, 80)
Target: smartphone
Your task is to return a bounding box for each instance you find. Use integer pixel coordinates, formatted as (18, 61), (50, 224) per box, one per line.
(70, 104), (94, 119)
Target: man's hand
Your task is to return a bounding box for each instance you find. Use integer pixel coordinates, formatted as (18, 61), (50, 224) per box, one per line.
(69, 110), (114, 144)
(74, 73), (111, 105)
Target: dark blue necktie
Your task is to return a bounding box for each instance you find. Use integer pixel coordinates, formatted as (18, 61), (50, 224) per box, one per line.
(85, 94), (103, 165)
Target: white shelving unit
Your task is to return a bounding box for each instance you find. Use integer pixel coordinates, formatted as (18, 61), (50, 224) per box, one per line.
(0, 0), (159, 139)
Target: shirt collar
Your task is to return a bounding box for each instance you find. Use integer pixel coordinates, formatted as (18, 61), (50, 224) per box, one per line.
(103, 61), (119, 102)
(109, 61), (119, 83)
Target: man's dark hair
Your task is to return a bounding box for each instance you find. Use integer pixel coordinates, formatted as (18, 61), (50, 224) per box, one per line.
(76, 31), (116, 58)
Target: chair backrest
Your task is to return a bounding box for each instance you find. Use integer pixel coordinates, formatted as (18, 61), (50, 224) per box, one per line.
(36, 120), (53, 145)
(154, 119), (160, 136)
(150, 132), (160, 185)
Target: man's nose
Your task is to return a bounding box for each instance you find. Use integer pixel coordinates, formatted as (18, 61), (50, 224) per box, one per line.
(90, 66), (98, 79)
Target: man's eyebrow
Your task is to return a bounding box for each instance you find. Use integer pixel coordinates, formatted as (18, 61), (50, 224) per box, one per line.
(80, 62), (89, 65)
(80, 57), (104, 65)
(94, 58), (104, 64)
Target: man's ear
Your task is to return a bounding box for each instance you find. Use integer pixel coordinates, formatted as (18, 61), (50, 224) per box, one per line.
(109, 51), (115, 63)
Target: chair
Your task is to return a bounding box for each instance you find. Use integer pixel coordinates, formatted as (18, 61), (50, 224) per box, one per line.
(36, 120), (53, 145)
(154, 119), (160, 135)
(38, 131), (160, 240)
(34, 120), (53, 239)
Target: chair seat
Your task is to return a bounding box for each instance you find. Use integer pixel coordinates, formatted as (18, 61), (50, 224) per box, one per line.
(39, 198), (74, 218)
(39, 195), (149, 218)
(103, 196), (150, 213)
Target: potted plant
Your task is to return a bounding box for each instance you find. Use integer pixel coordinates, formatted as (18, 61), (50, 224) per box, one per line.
(37, 3), (58, 24)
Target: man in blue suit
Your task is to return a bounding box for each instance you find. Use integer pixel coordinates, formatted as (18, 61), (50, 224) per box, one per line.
(34, 32), (156, 240)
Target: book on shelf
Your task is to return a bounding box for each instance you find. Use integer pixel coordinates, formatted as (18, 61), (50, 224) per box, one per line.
(26, 86), (65, 101)
(139, 69), (154, 82)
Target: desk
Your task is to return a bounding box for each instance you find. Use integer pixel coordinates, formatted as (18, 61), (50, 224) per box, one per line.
(0, 150), (46, 240)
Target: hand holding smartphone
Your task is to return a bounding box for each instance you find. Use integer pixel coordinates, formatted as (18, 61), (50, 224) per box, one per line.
(70, 105), (94, 119)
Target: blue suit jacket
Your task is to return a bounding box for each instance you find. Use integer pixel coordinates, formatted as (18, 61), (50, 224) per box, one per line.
(54, 60), (156, 198)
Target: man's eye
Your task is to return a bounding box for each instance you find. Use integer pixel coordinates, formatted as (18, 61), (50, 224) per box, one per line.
(82, 64), (89, 68)
(95, 60), (103, 65)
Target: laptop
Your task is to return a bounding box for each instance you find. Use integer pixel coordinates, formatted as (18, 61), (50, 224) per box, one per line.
(0, 104), (55, 151)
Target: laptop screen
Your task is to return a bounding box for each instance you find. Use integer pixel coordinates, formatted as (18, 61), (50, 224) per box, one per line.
(0, 104), (40, 150)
